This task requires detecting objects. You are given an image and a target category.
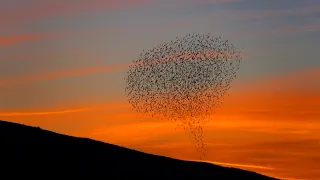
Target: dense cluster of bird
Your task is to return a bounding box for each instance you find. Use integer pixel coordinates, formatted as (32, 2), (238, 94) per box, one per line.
(125, 33), (242, 159)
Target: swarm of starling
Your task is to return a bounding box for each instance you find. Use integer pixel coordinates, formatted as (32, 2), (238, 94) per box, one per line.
(125, 33), (242, 159)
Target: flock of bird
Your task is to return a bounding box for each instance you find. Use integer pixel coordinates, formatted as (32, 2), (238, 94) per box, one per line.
(125, 33), (242, 159)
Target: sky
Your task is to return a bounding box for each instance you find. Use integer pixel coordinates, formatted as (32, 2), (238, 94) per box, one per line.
(0, 0), (320, 179)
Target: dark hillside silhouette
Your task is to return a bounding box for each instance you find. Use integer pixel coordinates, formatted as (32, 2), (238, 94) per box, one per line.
(0, 120), (278, 179)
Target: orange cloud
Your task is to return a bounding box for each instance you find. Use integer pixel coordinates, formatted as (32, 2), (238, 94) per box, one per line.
(0, 34), (44, 46)
(0, 48), (88, 62)
(0, 32), (75, 47)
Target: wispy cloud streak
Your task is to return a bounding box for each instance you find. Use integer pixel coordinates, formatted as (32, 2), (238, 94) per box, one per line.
(0, 63), (131, 86)
(228, 24), (320, 38)
(0, 34), (45, 46)
(192, 159), (275, 170)
(236, 4), (320, 20)
(0, 49), (250, 86)
(0, 107), (91, 116)
(0, 103), (131, 116)
(0, 27), (122, 47)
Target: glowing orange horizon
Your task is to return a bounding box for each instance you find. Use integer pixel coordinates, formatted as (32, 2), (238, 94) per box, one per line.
(1, 67), (319, 180)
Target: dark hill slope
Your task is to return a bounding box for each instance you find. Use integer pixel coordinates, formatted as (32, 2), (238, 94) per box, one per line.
(0, 120), (278, 179)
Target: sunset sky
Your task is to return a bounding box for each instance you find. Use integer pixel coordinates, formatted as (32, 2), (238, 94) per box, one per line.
(1, 0), (320, 179)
